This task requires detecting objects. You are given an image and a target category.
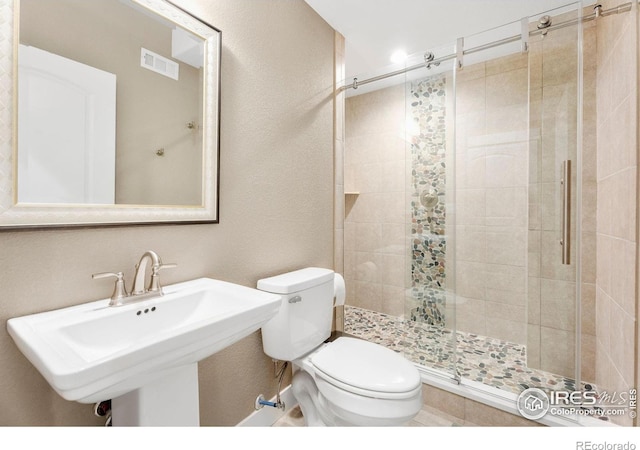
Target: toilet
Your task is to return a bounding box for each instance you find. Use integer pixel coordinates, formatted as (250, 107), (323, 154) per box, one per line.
(257, 267), (422, 426)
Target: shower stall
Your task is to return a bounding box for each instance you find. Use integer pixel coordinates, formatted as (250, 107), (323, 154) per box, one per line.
(339, 1), (638, 426)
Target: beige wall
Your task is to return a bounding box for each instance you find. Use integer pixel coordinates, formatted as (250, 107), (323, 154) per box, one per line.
(0, 0), (335, 426)
(595, 0), (638, 427)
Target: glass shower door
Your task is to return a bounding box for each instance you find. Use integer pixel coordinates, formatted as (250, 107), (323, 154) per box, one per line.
(452, 20), (533, 389)
(527, 4), (585, 393)
(403, 43), (459, 380)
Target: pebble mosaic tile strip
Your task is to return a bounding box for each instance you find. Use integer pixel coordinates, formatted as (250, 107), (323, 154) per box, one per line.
(409, 75), (448, 327)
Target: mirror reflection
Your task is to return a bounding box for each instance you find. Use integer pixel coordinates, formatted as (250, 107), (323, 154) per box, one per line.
(18, 0), (205, 206)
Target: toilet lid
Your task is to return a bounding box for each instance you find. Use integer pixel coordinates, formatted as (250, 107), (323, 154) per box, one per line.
(310, 337), (421, 394)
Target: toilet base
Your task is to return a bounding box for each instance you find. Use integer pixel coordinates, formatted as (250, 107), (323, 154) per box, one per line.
(291, 369), (422, 427)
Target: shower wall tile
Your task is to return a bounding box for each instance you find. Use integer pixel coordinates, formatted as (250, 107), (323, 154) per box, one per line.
(486, 318), (526, 347)
(355, 251), (383, 283)
(381, 253), (405, 288)
(485, 301), (525, 324)
(581, 182), (598, 233)
(354, 162), (383, 193)
(485, 104), (528, 136)
(455, 111), (486, 153)
(610, 302), (635, 386)
(528, 183), (541, 231)
(528, 230), (541, 278)
(528, 276), (541, 326)
(455, 226), (486, 263)
(529, 43), (543, 92)
(485, 52), (527, 76)
(485, 287), (527, 308)
(540, 326), (575, 377)
(484, 264), (526, 297)
(455, 77), (485, 115)
(596, 287), (612, 354)
(456, 146), (486, 189)
(485, 68), (528, 109)
(380, 191), (406, 224)
(540, 279), (576, 331)
(456, 61), (486, 82)
(540, 230), (576, 282)
(542, 46), (578, 88)
(484, 144), (528, 188)
(381, 222), (406, 255)
(581, 333), (596, 383)
(380, 159), (405, 192)
(452, 56), (530, 346)
(485, 227), (526, 267)
(344, 248), (355, 277)
(344, 222), (356, 251)
(353, 280), (382, 311)
(581, 282), (597, 336)
(382, 284), (405, 318)
(485, 188), (527, 228)
(354, 222), (382, 253)
(344, 81), (411, 317)
(455, 260), (487, 301)
(527, 324), (541, 369)
(456, 189), (486, 226)
(454, 297), (487, 336)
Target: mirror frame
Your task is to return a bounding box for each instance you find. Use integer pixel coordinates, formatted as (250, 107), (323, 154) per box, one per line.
(0, 0), (221, 229)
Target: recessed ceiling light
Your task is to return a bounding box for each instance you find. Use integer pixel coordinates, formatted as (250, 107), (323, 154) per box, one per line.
(390, 49), (408, 64)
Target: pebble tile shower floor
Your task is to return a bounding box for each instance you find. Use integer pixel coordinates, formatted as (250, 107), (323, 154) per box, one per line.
(344, 306), (596, 396)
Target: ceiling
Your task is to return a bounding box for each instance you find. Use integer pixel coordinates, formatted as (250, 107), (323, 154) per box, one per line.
(304, 0), (585, 79)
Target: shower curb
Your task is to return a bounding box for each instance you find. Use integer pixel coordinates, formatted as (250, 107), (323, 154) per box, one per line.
(416, 365), (618, 427)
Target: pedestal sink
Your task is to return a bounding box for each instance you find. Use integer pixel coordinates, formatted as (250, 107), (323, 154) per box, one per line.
(7, 278), (282, 426)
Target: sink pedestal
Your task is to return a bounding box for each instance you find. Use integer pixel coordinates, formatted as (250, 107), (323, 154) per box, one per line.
(111, 363), (200, 426)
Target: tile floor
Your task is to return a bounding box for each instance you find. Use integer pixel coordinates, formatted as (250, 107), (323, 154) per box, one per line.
(273, 404), (474, 427)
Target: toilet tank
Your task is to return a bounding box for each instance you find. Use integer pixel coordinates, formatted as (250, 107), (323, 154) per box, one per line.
(258, 268), (335, 361)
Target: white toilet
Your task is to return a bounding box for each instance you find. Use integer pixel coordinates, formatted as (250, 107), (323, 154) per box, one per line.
(258, 267), (422, 426)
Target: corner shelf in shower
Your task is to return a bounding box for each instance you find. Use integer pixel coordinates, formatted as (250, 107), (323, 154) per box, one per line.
(344, 192), (360, 195)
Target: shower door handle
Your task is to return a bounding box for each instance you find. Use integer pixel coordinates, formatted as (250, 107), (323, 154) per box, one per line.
(560, 160), (571, 265)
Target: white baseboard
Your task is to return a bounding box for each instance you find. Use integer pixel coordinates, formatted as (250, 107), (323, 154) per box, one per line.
(236, 385), (298, 427)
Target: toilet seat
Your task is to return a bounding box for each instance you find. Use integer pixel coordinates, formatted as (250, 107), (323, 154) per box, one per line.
(310, 337), (422, 399)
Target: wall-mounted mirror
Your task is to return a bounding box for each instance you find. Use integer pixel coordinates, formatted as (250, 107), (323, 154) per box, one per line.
(0, 0), (220, 228)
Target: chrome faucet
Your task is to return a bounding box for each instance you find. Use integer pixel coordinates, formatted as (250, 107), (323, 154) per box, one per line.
(92, 251), (176, 306)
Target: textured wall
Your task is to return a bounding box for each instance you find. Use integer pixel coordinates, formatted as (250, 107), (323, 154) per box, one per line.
(0, 0), (335, 426)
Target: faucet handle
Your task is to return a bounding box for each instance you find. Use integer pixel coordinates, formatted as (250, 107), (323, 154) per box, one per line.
(92, 271), (129, 306)
(149, 263), (177, 292)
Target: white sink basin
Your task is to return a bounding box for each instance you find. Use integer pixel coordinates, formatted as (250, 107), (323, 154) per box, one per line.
(7, 278), (282, 405)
